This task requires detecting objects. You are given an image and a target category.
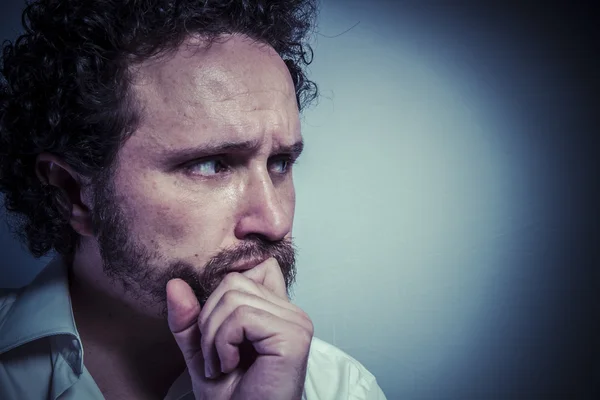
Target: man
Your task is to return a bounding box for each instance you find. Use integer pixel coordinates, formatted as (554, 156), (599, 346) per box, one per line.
(0, 0), (386, 399)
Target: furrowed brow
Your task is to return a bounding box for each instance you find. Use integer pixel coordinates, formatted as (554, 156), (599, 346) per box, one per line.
(273, 140), (304, 158)
(158, 138), (303, 166)
(159, 139), (262, 164)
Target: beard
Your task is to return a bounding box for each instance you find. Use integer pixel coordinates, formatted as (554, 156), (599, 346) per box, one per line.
(89, 170), (297, 317)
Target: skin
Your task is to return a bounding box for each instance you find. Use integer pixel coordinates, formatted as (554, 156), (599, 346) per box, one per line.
(35, 34), (313, 399)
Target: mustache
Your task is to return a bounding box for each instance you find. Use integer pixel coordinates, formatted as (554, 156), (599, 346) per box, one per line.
(169, 236), (297, 306)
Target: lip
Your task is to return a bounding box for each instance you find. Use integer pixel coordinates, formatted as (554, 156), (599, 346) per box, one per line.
(228, 257), (268, 273)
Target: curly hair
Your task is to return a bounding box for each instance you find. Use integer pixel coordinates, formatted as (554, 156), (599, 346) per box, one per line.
(0, 0), (319, 259)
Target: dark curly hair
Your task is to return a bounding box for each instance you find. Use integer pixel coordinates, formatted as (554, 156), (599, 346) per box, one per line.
(0, 0), (318, 260)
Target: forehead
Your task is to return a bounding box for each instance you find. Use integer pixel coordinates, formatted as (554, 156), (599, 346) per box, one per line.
(136, 35), (294, 104)
(127, 34), (300, 152)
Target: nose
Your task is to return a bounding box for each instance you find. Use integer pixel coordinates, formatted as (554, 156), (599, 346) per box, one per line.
(234, 168), (293, 242)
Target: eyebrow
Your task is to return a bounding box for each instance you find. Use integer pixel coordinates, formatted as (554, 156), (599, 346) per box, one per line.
(159, 138), (304, 165)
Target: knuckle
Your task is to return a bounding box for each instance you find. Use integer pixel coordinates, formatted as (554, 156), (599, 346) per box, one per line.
(297, 324), (314, 347)
(221, 290), (244, 308)
(265, 258), (280, 271)
(221, 272), (243, 287)
(304, 316), (315, 336)
(294, 308), (313, 333)
(297, 308), (311, 322)
(232, 304), (254, 320)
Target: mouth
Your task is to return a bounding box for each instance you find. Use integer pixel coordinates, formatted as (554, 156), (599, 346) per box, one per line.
(227, 257), (269, 273)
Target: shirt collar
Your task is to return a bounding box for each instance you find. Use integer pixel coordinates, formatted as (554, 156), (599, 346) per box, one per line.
(0, 255), (194, 398)
(0, 254), (83, 374)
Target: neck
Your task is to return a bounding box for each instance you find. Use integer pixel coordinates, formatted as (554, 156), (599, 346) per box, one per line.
(68, 250), (186, 399)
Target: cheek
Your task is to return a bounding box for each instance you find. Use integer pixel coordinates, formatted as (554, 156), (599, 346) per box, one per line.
(119, 200), (193, 250)
(147, 203), (194, 243)
(113, 163), (238, 256)
(122, 182), (233, 251)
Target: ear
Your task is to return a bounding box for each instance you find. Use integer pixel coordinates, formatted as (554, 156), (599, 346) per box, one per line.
(35, 153), (95, 237)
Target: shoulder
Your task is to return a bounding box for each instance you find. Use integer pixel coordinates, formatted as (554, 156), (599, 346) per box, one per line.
(308, 336), (374, 375)
(304, 337), (386, 399)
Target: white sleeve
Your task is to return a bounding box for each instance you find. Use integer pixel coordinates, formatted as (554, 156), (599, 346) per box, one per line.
(350, 376), (388, 400)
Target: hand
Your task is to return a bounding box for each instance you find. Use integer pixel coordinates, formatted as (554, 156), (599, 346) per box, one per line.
(166, 257), (314, 400)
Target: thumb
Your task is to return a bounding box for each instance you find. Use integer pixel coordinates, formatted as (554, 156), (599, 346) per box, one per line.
(166, 278), (202, 363)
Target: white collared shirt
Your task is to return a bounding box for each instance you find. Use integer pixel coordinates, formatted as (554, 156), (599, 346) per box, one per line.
(0, 256), (386, 399)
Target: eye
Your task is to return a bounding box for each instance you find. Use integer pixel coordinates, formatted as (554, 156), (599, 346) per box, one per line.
(186, 158), (229, 177)
(269, 156), (296, 174)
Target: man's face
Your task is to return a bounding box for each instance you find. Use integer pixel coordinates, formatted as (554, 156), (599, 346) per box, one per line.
(87, 35), (301, 318)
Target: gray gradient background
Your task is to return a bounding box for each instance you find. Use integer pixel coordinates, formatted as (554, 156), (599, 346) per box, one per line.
(1, 1), (598, 399)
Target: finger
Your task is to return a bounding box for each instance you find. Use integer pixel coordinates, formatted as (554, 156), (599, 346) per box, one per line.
(201, 290), (313, 376)
(198, 272), (307, 378)
(166, 279), (204, 371)
(241, 257), (288, 299)
(200, 272), (298, 331)
(214, 305), (313, 374)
